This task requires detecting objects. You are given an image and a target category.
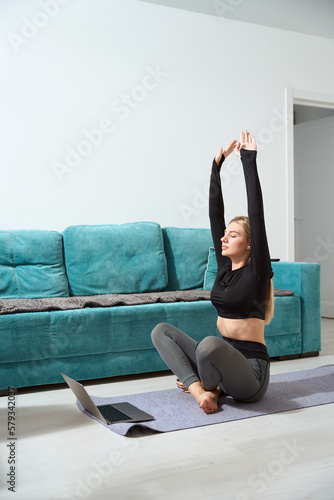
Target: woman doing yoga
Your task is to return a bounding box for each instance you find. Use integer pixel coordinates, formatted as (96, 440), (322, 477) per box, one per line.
(151, 130), (274, 414)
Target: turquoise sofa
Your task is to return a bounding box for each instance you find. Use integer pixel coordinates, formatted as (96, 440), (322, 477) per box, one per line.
(0, 222), (321, 390)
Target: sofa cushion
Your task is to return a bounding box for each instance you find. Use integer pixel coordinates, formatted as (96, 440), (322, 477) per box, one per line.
(203, 247), (217, 290)
(0, 312), (52, 363)
(264, 295), (301, 336)
(62, 222), (168, 295)
(163, 227), (213, 290)
(0, 230), (69, 298)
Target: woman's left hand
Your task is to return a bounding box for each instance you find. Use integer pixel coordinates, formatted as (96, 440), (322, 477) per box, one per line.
(235, 130), (257, 157)
(215, 140), (238, 164)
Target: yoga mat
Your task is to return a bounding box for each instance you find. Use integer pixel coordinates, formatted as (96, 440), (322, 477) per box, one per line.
(77, 365), (334, 436)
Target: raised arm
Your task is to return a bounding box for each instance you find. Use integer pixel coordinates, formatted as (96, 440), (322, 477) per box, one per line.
(209, 140), (237, 269)
(236, 131), (272, 277)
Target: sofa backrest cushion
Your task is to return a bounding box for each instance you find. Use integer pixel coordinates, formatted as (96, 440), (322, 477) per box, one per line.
(0, 230), (69, 298)
(62, 222), (168, 296)
(203, 247), (217, 290)
(162, 227), (213, 290)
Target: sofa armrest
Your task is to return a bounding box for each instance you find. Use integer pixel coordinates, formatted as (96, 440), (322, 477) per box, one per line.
(271, 262), (321, 354)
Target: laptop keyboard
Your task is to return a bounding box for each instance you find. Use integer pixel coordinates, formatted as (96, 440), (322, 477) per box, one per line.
(98, 404), (131, 422)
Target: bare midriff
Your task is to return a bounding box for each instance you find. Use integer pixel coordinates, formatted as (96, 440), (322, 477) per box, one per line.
(217, 316), (266, 345)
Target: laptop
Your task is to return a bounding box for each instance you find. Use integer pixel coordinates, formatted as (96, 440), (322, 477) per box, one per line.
(61, 373), (154, 425)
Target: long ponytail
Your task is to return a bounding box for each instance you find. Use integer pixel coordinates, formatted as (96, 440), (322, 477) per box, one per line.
(265, 279), (274, 325)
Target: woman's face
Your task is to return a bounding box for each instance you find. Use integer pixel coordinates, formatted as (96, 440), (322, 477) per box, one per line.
(221, 222), (250, 260)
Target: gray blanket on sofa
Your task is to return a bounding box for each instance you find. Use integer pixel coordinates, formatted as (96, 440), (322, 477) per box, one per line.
(0, 289), (293, 315)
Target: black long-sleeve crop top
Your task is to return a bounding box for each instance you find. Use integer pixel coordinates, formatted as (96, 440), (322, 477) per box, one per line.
(209, 149), (273, 320)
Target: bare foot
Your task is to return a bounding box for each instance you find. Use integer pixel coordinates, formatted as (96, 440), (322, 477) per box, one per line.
(176, 378), (190, 393)
(198, 392), (218, 414)
(187, 381), (221, 414)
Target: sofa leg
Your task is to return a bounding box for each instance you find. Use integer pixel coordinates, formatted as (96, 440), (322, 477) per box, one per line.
(276, 354), (300, 361)
(299, 351), (320, 358)
(0, 389), (10, 397)
(274, 351), (320, 361)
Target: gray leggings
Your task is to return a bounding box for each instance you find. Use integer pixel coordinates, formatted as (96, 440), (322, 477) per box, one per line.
(151, 323), (270, 403)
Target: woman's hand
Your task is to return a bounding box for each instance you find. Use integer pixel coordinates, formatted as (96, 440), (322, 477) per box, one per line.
(215, 139), (238, 164)
(235, 130), (257, 157)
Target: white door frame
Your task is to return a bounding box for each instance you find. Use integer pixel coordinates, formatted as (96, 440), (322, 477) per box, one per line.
(285, 88), (334, 261)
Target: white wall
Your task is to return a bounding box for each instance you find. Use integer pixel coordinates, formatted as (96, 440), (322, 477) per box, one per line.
(1, 0), (334, 261)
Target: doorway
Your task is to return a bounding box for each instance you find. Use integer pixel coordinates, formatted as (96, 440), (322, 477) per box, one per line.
(285, 88), (334, 318)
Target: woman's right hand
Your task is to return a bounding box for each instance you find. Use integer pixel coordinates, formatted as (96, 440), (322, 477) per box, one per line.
(215, 140), (238, 164)
(235, 130), (257, 157)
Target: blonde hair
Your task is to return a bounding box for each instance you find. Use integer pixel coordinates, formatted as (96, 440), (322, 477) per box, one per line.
(229, 216), (274, 325)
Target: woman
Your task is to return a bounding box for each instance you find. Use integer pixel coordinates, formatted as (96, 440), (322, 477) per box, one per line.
(151, 130), (274, 414)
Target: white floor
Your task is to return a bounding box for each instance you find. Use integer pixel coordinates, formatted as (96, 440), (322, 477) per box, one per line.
(1, 319), (334, 500)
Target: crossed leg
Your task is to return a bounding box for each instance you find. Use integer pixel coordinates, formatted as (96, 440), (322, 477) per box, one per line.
(151, 323), (269, 414)
(151, 323), (220, 413)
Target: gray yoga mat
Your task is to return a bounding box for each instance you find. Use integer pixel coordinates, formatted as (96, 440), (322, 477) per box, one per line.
(77, 365), (334, 436)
